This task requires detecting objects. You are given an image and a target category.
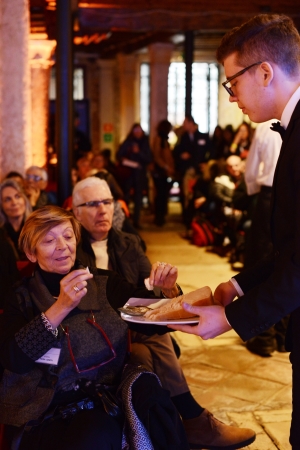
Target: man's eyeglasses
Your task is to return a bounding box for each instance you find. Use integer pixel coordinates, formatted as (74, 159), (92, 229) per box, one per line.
(222, 62), (262, 96)
(26, 174), (43, 182)
(61, 311), (116, 374)
(75, 199), (114, 208)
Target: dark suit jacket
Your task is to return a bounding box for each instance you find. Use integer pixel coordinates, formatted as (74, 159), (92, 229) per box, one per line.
(225, 100), (300, 343)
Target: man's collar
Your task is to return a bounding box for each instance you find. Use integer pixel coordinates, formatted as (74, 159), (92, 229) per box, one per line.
(281, 86), (300, 128)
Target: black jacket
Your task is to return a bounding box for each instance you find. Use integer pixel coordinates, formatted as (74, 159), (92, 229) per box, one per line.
(226, 100), (300, 345)
(76, 227), (151, 287)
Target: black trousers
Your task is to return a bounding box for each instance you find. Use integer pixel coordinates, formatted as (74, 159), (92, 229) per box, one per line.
(153, 176), (173, 225)
(289, 307), (300, 447)
(19, 408), (123, 450)
(17, 374), (188, 450)
(244, 186), (273, 270)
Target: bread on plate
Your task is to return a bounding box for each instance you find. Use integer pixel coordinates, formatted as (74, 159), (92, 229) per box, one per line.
(144, 286), (213, 321)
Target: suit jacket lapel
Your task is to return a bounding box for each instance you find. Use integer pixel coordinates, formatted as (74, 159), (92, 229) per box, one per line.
(270, 100), (300, 216)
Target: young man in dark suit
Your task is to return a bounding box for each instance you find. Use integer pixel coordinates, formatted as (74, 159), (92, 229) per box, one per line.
(169, 14), (300, 448)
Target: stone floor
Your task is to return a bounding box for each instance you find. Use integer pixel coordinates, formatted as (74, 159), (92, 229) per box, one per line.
(138, 201), (292, 450)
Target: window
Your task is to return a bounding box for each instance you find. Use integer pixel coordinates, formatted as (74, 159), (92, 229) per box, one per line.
(49, 67), (85, 100)
(140, 63), (150, 134)
(168, 62), (219, 134)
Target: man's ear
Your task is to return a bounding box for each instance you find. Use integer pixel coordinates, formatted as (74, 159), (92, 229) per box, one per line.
(73, 206), (80, 220)
(259, 62), (274, 87)
(26, 251), (37, 263)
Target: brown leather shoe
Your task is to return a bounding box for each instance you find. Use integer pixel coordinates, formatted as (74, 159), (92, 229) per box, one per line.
(183, 409), (256, 449)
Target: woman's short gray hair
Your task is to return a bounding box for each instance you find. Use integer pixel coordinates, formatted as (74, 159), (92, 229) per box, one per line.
(19, 205), (81, 256)
(0, 178), (32, 227)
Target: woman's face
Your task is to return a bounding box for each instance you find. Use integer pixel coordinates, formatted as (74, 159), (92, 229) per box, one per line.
(92, 155), (105, 170)
(1, 186), (26, 221)
(28, 221), (77, 274)
(239, 124), (249, 140)
(132, 126), (143, 139)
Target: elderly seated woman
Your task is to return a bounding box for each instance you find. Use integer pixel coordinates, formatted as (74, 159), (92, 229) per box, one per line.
(0, 206), (188, 450)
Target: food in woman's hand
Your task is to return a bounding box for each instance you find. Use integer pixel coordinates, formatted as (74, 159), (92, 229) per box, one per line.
(144, 286), (213, 320)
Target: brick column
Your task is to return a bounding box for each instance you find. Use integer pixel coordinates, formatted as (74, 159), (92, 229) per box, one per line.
(98, 59), (117, 154)
(0, 0), (31, 178)
(148, 42), (173, 143)
(117, 53), (139, 143)
(29, 39), (56, 167)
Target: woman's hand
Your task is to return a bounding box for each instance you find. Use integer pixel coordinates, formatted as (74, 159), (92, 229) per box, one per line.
(149, 261), (179, 298)
(44, 269), (94, 329)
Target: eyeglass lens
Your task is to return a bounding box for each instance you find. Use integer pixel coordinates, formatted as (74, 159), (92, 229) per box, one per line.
(26, 174), (42, 181)
(78, 199), (114, 207)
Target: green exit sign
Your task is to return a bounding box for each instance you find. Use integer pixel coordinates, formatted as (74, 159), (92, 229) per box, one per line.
(104, 133), (113, 142)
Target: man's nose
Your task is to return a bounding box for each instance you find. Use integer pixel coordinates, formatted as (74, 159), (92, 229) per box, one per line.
(229, 94), (238, 103)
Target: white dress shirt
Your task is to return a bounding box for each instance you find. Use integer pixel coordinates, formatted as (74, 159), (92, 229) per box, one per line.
(245, 120), (282, 195)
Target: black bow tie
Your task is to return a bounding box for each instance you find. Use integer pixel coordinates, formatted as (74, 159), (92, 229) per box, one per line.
(270, 121), (286, 139)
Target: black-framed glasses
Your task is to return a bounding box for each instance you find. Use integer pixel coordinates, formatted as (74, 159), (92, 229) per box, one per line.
(61, 311), (116, 374)
(222, 62), (262, 96)
(75, 199), (114, 208)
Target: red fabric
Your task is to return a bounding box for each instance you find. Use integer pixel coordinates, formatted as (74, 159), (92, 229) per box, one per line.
(191, 217), (215, 247)
(16, 261), (36, 278)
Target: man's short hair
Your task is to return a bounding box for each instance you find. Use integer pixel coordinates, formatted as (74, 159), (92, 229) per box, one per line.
(216, 14), (300, 77)
(72, 177), (112, 206)
(26, 166), (48, 181)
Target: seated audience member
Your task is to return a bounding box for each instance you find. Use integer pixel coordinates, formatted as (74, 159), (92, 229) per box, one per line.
(0, 179), (33, 278)
(229, 122), (253, 160)
(25, 166), (55, 209)
(0, 206), (189, 450)
(209, 156), (246, 254)
(76, 156), (93, 181)
(211, 125), (224, 160)
(4, 171), (25, 188)
(91, 152), (124, 200)
(181, 160), (220, 239)
(101, 148), (119, 180)
(72, 176), (255, 449)
(218, 124), (235, 160)
(0, 228), (20, 308)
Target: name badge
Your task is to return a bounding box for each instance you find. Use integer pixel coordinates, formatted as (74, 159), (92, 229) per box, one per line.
(35, 347), (61, 365)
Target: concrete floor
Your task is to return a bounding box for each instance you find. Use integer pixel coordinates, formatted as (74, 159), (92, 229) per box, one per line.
(138, 201), (292, 450)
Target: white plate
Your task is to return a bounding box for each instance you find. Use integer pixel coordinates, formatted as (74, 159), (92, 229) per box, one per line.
(120, 312), (199, 326)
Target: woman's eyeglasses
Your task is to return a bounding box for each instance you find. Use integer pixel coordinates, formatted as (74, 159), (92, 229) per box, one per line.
(61, 311), (116, 374)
